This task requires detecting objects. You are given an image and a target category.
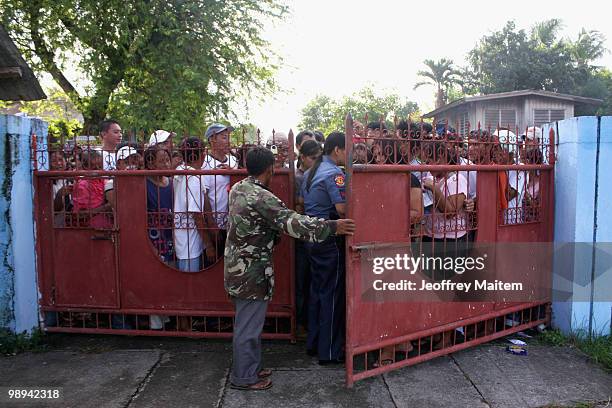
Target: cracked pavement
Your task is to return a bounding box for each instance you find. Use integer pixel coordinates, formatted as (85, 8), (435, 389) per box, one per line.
(0, 334), (610, 408)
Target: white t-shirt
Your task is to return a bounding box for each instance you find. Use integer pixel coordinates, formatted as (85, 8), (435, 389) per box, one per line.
(505, 167), (528, 224)
(102, 150), (116, 170)
(52, 179), (69, 227)
(410, 158), (434, 208)
(459, 157), (477, 199)
(202, 154), (237, 229)
(425, 172), (469, 239)
(52, 179), (66, 199)
(173, 164), (209, 260)
(104, 179), (114, 192)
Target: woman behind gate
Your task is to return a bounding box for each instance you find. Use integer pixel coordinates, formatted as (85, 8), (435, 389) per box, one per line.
(144, 145), (174, 330)
(300, 132), (347, 365)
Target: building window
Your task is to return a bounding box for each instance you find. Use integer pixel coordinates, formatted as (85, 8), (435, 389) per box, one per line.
(534, 109), (565, 126)
(485, 109), (516, 130)
(459, 111), (469, 136)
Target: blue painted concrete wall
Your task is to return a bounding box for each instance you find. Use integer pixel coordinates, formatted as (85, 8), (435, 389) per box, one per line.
(593, 117), (612, 335)
(0, 114), (47, 333)
(544, 116), (612, 336)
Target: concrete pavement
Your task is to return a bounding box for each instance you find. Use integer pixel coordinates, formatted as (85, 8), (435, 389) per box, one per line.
(0, 334), (610, 408)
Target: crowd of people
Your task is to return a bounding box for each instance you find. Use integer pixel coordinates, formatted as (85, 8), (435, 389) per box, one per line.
(44, 117), (547, 360)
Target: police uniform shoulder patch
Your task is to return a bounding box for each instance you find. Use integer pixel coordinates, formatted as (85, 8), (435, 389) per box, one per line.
(334, 174), (345, 187)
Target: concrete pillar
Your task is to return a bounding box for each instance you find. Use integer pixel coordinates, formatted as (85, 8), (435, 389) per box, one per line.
(545, 116), (612, 336)
(0, 114), (47, 333)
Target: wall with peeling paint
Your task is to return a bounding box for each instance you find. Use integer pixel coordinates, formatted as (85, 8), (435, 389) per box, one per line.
(0, 114), (47, 333)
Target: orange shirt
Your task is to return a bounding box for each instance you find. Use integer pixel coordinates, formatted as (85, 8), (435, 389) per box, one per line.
(498, 171), (508, 210)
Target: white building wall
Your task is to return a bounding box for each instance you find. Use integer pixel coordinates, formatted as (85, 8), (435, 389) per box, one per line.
(523, 97), (573, 127)
(437, 96), (577, 132)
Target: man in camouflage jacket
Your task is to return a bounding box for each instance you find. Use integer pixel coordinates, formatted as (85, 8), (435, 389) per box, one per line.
(225, 146), (355, 391)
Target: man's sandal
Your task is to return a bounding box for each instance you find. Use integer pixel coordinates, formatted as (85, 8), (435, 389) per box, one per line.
(230, 378), (272, 391)
(372, 359), (394, 368)
(258, 368), (272, 378)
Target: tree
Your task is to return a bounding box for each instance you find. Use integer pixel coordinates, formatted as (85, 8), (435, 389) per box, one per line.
(1, 0), (287, 133)
(463, 20), (608, 97)
(413, 59), (461, 108)
(299, 86), (419, 135)
(13, 87), (80, 121)
(299, 95), (337, 132)
(0, 87), (83, 142)
(530, 19), (563, 48)
(569, 29), (607, 67)
(573, 68), (612, 116)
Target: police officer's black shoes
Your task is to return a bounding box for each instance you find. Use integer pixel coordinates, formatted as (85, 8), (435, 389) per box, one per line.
(306, 348), (317, 357)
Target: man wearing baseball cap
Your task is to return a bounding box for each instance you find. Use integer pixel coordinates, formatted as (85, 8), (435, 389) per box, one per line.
(204, 123), (234, 141)
(149, 130), (174, 149)
(116, 145), (142, 170)
(202, 123), (236, 265)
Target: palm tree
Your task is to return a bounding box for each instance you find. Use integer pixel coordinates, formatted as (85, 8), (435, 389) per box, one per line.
(414, 59), (460, 108)
(570, 29), (606, 67)
(531, 19), (563, 47)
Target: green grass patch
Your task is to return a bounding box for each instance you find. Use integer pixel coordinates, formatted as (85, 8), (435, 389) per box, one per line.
(574, 335), (612, 371)
(0, 328), (47, 355)
(537, 329), (612, 371)
(538, 329), (569, 347)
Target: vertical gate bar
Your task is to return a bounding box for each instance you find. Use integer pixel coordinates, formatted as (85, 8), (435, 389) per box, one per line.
(288, 129), (297, 342)
(344, 112), (355, 387)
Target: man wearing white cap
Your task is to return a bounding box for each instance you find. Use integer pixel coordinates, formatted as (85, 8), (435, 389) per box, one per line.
(116, 145), (142, 170)
(104, 145), (143, 215)
(149, 129), (174, 150)
(202, 123), (237, 263)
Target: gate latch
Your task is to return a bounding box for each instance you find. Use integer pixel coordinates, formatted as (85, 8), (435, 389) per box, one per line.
(91, 232), (114, 242)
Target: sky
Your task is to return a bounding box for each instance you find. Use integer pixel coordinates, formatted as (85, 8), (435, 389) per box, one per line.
(244, 0), (612, 136)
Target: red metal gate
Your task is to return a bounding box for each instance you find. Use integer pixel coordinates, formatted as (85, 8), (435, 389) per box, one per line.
(343, 115), (554, 385)
(34, 135), (297, 339)
(33, 120), (554, 387)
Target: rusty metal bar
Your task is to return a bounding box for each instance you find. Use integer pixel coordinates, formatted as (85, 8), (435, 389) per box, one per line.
(349, 307), (548, 383)
(352, 164), (553, 172)
(44, 327), (293, 339)
(41, 307), (292, 317)
(351, 302), (548, 355)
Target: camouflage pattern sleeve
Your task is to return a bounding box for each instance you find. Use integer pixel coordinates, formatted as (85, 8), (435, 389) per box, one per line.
(256, 189), (335, 242)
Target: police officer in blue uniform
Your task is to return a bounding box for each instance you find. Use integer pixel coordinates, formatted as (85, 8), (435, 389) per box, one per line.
(300, 132), (347, 364)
